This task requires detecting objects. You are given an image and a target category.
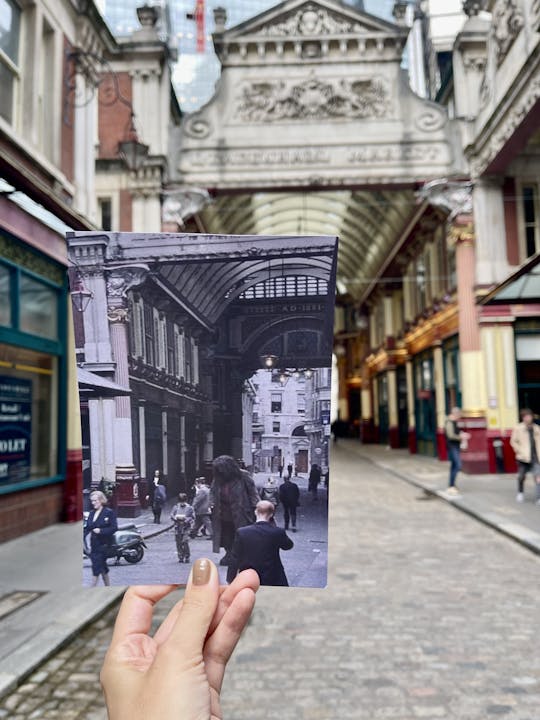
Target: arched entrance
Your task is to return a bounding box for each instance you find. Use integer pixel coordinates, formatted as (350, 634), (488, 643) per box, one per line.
(172, 0), (465, 443)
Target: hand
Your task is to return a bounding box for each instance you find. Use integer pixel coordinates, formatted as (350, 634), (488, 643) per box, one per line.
(101, 558), (259, 720)
(93, 528), (101, 534)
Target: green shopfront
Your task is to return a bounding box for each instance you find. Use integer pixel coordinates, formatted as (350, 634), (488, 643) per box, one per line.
(0, 232), (68, 542)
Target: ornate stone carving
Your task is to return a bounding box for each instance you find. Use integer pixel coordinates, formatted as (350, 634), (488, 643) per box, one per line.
(162, 187), (211, 225)
(235, 75), (390, 122)
(491, 0), (524, 66)
(470, 76), (540, 177)
(418, 179), (473, 221)
(106, 266), (149, 307)
(183, 115), (212, 139)
(107, 307), (130, 323)
(415, 107), (447, 132)
(258, 5), (363, 37)
(463, 56), (487, 72)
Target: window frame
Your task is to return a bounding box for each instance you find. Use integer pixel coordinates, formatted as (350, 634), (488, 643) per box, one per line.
(517, 181), (540, 261)
(0, 0), (22, 126)
(0, 243), (67, 495)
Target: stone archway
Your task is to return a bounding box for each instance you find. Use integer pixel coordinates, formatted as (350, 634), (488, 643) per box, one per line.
(172, 0), (465, 306)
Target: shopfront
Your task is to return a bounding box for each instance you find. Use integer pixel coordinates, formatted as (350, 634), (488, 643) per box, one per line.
(515, 319), (540, 412)
(0, 232), (68, 541)
(413, 350), (437, 457)
(443, 336), (461, 413)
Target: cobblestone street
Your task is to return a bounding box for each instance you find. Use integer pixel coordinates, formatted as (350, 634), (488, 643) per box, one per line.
(3, 444), (540, 719)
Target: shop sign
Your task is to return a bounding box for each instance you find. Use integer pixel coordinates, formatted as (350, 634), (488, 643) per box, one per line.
(0, 377), (32, 483)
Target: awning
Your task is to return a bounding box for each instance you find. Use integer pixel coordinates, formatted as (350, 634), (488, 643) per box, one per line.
(479, 253), (540, 304)
(77, 367), (131, 397)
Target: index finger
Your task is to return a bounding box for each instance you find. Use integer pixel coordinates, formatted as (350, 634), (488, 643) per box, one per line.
(111, 585), (178, 646)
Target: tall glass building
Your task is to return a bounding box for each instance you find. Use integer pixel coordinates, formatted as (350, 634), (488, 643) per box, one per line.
(98, 0), (395, 112)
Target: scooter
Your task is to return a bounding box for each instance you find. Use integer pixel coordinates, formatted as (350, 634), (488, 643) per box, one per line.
(83, 514), (146, 564)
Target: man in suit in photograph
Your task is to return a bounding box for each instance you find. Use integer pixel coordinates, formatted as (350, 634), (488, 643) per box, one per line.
(226, 500), (294, 586)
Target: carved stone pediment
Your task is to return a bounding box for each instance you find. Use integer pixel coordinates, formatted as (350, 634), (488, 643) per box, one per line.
(222, 0), (401, 40)
(234, 74), (391, 122)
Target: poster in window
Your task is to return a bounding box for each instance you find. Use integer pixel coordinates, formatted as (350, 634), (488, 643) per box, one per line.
(0, 376), (32, 483)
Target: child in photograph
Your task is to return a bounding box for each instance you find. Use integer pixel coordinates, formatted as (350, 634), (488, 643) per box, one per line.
(171, 494), (195, 563)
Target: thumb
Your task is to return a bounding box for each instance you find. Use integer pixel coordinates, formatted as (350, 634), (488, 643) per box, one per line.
(159, 558), (220, 667)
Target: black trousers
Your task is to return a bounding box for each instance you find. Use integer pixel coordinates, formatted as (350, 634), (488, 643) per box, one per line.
(282, 504), (297, 529)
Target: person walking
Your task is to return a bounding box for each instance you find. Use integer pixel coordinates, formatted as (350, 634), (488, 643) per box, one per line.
(171, 494), (195, 563)
(287, 462), (293, 479)
(278, 462), (284, 478)
(279, 474), (300, 532)
(146, 470), (166, 524)
(84, 490), (118, 586)
(444, 407), (471, 495)
(308, 463), (321, 500)
(209, 455), (259, 566)
(191, 478), (212, 539)
(511, 408), (540, 503)
(260, 476), (280, 508)
(226, 501), (294, 586)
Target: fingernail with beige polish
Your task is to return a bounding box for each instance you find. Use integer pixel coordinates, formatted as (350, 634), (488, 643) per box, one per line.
(193, 558), (211, 586)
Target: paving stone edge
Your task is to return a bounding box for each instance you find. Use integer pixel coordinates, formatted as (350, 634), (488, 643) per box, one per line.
(0, 590), (124, 700)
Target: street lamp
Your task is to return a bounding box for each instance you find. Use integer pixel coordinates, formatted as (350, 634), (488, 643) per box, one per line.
(261, 354), (278, 369)
(70, 271), (93, 313)
(118, 113), (150, 171)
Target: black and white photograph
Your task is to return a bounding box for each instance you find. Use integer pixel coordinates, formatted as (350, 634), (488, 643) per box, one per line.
(69, 231), (337, 587)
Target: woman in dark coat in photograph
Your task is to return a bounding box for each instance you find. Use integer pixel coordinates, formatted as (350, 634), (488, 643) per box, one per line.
(84, 490), (118, 586)
(210, 455), (259, 565)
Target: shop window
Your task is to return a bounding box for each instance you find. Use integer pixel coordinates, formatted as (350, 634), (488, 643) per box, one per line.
(0, 0), (21, 124)
(19, 274), (58, 340)
(0, 344), (58, 483)
(271, 393), (282, 413)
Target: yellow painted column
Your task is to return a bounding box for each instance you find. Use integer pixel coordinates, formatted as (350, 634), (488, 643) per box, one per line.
(387, 368), (399, 448)
(65, 300), (83, 521)
(433, 345), (446, 430)
(481, 323), (519, 432)
(361, 386), (371, 422)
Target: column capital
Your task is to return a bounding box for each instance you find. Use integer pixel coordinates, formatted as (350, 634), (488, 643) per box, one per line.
(106, 264), (149, 309)
(449, 215), (475, 246)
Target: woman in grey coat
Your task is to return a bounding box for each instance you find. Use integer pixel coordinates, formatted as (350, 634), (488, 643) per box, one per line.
(209, 455), (259, 565)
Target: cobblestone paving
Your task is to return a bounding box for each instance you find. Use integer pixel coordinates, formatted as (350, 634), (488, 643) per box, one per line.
(2, 444), (540, 719)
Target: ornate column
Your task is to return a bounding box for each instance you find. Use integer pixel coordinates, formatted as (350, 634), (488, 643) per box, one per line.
(161, 406), (168, 482)
(106, 265), (149, 516)
(405, 359), (416, 453)
(433, 343), (447, 459)
(451, 216), (489, 473)
(387, 368), (399, 449)
(472, 179), (509, 286)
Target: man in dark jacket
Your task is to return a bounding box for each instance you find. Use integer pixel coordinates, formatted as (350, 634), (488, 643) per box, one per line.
(226, 501), (293, 586)
(279, 475), (300, 532)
